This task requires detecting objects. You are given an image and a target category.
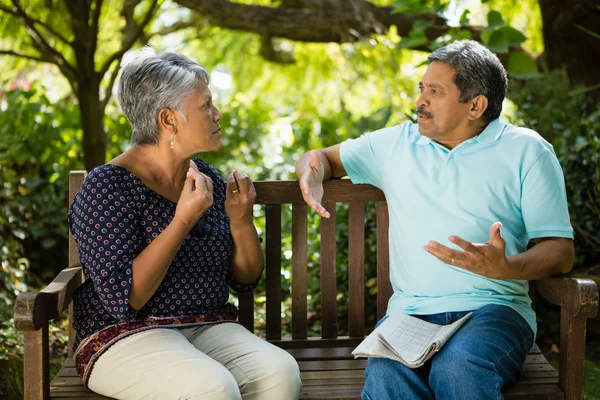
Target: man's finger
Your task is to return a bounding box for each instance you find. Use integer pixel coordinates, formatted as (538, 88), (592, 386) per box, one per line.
(448, 235), (474, 252)
(489, 222), (504, 248)
(424, 241), (463, 265)
(309, 197), (330, 218)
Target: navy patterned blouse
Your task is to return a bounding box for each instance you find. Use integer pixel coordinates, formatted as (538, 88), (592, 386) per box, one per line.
(68, 158), (259, 385)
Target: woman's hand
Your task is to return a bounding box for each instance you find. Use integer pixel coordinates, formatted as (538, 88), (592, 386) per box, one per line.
(225, 169), (256, 226)
(174, 167), (214, 228)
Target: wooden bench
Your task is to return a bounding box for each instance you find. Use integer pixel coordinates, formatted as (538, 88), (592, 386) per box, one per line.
(14, 171), (599, 399)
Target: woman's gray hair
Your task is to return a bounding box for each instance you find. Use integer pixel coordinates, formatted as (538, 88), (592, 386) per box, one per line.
(428, 40), (507, 122)
(117, 47), (210, 145)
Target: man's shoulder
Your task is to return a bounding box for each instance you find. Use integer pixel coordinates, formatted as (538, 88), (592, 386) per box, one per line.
(501, 122), (552, 148)
(497, 122), (555, 159)
(359, 121), (419, 143)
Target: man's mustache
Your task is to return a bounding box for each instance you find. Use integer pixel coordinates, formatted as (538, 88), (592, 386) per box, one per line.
(417, 108), (433, 118)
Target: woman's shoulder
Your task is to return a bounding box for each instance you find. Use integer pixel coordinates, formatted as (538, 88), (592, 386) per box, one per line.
(81, 164), (139, 196)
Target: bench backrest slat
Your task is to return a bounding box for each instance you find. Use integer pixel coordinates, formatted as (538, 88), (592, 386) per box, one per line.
(320, 202), (338, 339)
(348, 202), (365, 337)
(376, 200), (392, 321)
(291, 204), (308, 339)
(265, 204), (283, 340)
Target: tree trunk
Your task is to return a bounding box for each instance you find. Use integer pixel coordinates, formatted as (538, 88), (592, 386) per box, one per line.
(539, 0), (600, 92)
(78, 84), (106, 170)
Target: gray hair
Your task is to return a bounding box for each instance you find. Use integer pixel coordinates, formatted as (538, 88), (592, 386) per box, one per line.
(117, 48), (210, 145)
(428, 40), (507, 122)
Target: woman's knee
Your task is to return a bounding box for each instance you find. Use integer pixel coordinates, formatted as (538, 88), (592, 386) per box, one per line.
(242, 346), (301, 398)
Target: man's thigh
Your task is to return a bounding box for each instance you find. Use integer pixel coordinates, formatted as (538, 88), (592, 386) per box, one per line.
(430, 304), (534, 391)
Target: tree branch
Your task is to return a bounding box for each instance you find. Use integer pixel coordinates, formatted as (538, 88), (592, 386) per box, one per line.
(0, 49), (54, 63)
(0, 3), (71, 47)
(143, 18), (197, 42)
(88, 0), (104, 58)
(98, 0), (159, 79)
(174, 0), (456, 43)
(100, 61), (121, 111)
(10, 0), (75, 76)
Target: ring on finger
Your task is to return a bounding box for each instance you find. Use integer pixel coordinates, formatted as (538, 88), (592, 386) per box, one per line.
(232, 189), (239, 194)
(451, 258), (455, 265)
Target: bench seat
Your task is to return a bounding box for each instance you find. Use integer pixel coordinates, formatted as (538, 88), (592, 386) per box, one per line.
(49, 344), (563, 399)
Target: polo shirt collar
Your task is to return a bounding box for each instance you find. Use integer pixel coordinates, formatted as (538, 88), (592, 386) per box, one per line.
(415, 118), (506, 146)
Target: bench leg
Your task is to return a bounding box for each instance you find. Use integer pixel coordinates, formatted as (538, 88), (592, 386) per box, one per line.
(559, 308), (587, 400)
(24, 324), (49, 400)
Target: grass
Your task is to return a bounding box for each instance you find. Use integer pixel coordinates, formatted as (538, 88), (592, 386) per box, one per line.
(544, 341), (600, 400)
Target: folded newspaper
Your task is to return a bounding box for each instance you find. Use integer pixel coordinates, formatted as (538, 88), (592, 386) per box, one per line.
(352, 311), (472, 368)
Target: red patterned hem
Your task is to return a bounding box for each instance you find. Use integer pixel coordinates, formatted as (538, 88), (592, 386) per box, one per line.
(75, 311), (238, 387)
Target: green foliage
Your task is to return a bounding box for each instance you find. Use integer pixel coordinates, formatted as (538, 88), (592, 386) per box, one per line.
(392, 0), (450, 15)
(0, 87), (82, 299)
(508, 69), (600, 269)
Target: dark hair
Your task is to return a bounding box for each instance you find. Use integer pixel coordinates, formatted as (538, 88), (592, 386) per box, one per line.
(428, 40), (507, 122)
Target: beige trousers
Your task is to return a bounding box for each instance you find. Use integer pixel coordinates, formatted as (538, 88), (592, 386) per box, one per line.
(88, 322), (302, 400)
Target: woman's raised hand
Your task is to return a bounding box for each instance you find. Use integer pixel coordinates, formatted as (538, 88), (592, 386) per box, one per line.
(174, 167), (214, 228)
(225, 169), (256, 226)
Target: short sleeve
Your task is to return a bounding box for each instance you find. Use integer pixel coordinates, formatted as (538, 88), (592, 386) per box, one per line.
(521, 150), (574, 241)
(68, 168), (141, 321)
(340, 130), (382, 187)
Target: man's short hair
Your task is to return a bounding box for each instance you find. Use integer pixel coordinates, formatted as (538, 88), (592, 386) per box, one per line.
(428, 40), (508, 122)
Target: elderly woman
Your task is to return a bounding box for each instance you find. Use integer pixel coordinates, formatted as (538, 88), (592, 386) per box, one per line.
(68, 49), (301, 399)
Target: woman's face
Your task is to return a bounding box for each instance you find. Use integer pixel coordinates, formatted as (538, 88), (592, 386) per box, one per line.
(174, 82), (223, 153)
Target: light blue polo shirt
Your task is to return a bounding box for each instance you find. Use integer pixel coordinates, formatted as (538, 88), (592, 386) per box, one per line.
(340, 118), (573, 336)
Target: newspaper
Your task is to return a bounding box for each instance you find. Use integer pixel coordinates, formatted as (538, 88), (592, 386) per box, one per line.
(352, 312), (472, 368)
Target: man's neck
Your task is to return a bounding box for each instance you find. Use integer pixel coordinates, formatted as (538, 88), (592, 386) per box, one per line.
(434, 121), (488, 150)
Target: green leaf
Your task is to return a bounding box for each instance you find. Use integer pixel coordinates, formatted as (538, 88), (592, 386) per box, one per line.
(398, 36), (429, 50)
(459, 9), (471, 27)
(41, 238), (56, 249)
(485, 30), (509, 53)
(412, 19), (435, 34)
(507, 52), (542, 79)
(487, 11), (505, 28)
(498, 26), (527, 46)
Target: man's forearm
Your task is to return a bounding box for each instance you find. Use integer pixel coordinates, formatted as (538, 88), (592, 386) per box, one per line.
(506, 238), (574, 280)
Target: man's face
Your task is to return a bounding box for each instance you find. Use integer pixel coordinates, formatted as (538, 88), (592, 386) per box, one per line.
(415, 61), (473, 141)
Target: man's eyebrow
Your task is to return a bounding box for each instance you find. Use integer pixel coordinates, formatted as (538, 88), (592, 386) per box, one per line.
(418, 82), (444, 89)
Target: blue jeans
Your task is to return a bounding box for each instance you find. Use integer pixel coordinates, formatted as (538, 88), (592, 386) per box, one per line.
(361, 304), (534, 400)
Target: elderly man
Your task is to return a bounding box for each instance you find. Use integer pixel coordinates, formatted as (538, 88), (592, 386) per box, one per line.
(295, 40), (574, 400)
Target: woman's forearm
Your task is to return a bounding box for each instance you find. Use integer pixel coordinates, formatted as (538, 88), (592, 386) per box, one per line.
(229, 219), (264, 284)
(129, 219), (191, 310)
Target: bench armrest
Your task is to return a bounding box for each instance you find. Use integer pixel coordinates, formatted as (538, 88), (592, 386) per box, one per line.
(14, 267), (83, 331)
(536, 276), (599, 318)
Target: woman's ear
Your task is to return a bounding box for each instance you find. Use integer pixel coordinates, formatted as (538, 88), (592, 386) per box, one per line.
(468, 95), (489, 121)
(158, 108), (177, 132)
